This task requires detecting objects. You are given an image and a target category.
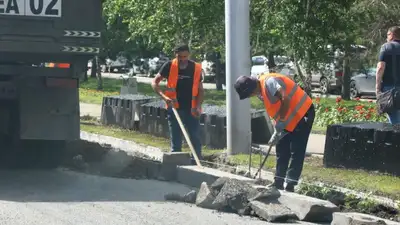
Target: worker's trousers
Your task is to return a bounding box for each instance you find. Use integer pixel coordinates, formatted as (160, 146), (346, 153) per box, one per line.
(274, 104), (315, 186)
(167, 108), (202, 163)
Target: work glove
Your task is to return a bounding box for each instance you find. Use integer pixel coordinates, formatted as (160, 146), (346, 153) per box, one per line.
(268, 121), (287, 146)
(274, 120), (285, 133)
(268, 131), (282, 146)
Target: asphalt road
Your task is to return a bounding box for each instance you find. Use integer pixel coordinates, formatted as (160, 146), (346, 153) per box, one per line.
(0, 169), (321, 225)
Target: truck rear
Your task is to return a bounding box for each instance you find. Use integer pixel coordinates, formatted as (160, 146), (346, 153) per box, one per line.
(0, 0), (102, 168)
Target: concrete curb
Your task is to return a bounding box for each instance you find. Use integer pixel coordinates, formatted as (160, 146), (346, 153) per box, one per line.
(78, 131), (399, 209)
(80, 131), (164, 161)
(80, 131), (257, 188)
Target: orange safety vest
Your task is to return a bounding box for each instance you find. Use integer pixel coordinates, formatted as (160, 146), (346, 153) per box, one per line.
(259, 73), (312, 132)
(164, 59), (202, 116)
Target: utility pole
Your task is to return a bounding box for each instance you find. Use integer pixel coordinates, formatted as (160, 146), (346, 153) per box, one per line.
(225, 0), (252, 155)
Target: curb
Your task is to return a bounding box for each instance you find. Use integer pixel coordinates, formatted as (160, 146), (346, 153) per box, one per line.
(78, 131), (399, 209)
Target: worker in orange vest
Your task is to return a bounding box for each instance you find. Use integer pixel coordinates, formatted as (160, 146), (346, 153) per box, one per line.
(234, 73), (315, 192)
(151, 44), (204, 163)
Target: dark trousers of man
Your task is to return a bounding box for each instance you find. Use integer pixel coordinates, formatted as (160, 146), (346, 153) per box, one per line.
(274, 104), (315, 187)
(167, 108), (202, 163)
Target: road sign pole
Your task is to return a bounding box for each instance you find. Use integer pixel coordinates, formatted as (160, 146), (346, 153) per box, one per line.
(225, 0), (252, 155)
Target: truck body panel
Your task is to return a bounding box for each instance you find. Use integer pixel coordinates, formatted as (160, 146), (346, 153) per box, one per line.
(0, 0), (102, 61)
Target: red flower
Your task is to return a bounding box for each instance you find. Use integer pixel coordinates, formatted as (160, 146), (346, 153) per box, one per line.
(365, 113), (371, 120)
(325, 108), (329, 112)
(336, 97), (342, 103)
(315, 97), (321, 103)
(337, 107), (343, 112)
(355, 97), (360, 101)
(355, 105), (364, 111)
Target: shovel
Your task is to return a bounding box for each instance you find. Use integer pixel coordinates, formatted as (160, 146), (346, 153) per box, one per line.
(253, 131), (288, 179)
(172, 108), (202, 167)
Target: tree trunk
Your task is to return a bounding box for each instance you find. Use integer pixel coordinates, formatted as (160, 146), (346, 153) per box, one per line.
(293, 56), (313, 97)
(215, 57), (223, 91)
(83, 64), (88, 82)
(91, 57), (97, 78)
(341, 48), (351, 100)
(96, 56), (103, 90)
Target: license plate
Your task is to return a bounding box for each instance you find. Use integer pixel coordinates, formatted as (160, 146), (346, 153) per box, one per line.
(0, 0), (61, 17)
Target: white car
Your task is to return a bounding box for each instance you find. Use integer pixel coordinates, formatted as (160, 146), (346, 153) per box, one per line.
(250, 55), (295, 80)
(251, 55), (269, 77)
(201, 59), (215, 82)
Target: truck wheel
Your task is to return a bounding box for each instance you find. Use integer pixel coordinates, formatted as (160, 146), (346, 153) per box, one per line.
(19, 140), (66, 169)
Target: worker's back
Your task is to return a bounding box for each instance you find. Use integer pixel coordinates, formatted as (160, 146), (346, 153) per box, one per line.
(381, 41), (400, 86)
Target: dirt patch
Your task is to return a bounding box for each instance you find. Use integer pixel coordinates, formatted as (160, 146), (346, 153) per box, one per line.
(63, 140), (175, 181)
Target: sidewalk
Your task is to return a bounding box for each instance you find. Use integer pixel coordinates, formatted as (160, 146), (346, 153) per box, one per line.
(79, 103), (326, 155)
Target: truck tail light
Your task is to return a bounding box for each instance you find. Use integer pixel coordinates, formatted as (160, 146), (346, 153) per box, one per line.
(44, 63), (70, 68)
(57, 63), (70, 68)
(335, 71), (343, 77)
(46, 78), (77, 88)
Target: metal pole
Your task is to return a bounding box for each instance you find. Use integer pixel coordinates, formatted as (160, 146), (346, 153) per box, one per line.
(225, 0), (251, 155)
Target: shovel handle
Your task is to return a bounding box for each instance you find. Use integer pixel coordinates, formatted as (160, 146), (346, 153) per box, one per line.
(172, 108), (202, 167)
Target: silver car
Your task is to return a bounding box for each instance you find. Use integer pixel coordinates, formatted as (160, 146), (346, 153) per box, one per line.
(350, 68), (376, 98)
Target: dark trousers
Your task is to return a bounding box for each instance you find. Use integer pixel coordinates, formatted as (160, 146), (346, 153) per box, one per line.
(274, 104), (315, 186)
(167, 108), (202, 162)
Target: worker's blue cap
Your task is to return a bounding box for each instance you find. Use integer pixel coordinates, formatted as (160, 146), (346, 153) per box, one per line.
(234, 75), (258, 100)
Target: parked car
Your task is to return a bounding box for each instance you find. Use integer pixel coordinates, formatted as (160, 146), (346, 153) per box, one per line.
(250, 55), (269, 77)
(296, 45), (368, 94)
(105, 56), (131, 73)
(350, 68), (377, 98)
(250, 55), (296, 80)
(147, 56), (169, 77)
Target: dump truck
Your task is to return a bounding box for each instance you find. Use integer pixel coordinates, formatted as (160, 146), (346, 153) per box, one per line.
(0, 0), (102, 168)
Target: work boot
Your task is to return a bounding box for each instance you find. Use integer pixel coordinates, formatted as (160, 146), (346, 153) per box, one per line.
(268, 182), (284, 190)
(285, 184), (295, 192)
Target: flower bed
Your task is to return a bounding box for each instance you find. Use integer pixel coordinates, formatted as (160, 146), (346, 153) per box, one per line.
(314, 97), (387, 127)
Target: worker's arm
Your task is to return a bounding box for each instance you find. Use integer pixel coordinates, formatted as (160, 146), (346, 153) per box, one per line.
(151, 74), (168, 100)
(265, 78), (290, 120)
(275, 88), (290, 120)
(376, 44), (387, 94)
(198, 82), (204, 106)
(151, 61), (171, 101)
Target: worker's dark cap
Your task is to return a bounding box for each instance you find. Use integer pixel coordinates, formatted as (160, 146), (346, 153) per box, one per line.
(234, 75), (258, 100)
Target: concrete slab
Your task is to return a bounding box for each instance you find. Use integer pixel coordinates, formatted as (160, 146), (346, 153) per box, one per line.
(80, 131), (164, 161)
(176, 165), (255, 188)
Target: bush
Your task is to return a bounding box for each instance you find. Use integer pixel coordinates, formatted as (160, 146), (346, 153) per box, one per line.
(314, 97), (387, 127)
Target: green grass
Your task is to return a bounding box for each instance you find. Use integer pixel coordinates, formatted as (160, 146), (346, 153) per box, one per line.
(81, 121), (400, 201)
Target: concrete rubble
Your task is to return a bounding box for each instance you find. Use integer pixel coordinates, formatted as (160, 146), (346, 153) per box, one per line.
(67, 136), (399, 225)
(331, 212), (400, 225)
(165, 177), (336, 223)
(165, 177), (400, 224)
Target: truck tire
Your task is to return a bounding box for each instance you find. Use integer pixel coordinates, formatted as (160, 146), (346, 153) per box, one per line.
(18, 140), (66, 169)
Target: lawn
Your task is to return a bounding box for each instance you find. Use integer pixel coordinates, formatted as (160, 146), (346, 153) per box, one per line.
(81, 120), (400, 201)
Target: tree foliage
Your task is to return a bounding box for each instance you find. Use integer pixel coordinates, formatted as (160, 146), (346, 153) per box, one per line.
(99, 0), (400, 95)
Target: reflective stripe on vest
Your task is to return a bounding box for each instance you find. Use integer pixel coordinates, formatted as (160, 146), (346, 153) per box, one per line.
(164, 59), (202, 116)
(259, 73), (312, 132)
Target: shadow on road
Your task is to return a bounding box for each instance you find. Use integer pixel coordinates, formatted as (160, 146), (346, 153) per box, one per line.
(0, 168), (191, 203)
